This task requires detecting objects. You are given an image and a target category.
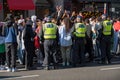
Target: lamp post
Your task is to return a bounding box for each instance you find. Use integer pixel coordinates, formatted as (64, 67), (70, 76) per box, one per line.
(104, 3), (107, 14)
(92, 2), (95, 16)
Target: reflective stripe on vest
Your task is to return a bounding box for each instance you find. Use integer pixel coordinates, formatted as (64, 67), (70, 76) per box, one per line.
(74, 23), (86, 37)
(103, 20), (112, 35)
(43, 23), (57, 39)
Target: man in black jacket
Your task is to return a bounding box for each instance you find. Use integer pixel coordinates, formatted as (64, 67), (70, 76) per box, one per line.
(23, 20), (36, 70)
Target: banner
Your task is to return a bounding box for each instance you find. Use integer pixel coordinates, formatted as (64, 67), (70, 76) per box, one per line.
(0, 36), (5, 44)
(0, 3), (2, 10)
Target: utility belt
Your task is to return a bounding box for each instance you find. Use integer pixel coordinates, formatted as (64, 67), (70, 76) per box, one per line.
(44, 38), (56, 40)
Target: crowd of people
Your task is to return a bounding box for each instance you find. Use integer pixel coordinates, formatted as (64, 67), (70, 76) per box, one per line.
(0, 6), (120, 72)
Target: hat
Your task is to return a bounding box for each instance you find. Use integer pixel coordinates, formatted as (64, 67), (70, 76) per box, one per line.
(77, 16), (82, 19)
(6, 20), (13, 27)
(46, 16), (52, 22)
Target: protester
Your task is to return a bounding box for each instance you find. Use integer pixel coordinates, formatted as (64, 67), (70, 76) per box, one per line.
(0, 22), (6, 70)
(3, 14), (18, 72)
(34, 19), (43, 64)
(17, 19), (25, 65)
(59, 17), (72, 66)
(84, 18), (93, 62)
(23, 20), (36, 70)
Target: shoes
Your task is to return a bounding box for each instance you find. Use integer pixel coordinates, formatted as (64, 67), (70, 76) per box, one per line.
(0, 65), (6, 70)
(62, 62), (66, 66)
(72, 64), (76, 67)
(12, 68), (17, 72)
(7, 67), (17, 72)
(100, 61), (107, 64)
(53, 65), (58, 69)
(26, 66), (34, 70)
(44, 66), (50, 70)
(7, 68), (12, 72)
(80, 63), (86, 67)
(67, 62), (70, 66)
(107, 60), (111, 64)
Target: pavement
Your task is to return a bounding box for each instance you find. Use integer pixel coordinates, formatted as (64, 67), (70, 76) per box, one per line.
(0, 55), (120, 80)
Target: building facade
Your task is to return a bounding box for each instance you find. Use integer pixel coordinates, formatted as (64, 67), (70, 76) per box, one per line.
(0, 0), (64, 20)
(70, 0), (120, 18)
(0, 0), (120, 21)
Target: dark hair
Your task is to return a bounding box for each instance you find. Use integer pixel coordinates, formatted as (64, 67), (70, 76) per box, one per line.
(6, 20), (13, 27)
(118, 17), (120, 21)
(107, 16), (111, 21)
(14, 16), (20, 21)
(26, 20), (33, 26)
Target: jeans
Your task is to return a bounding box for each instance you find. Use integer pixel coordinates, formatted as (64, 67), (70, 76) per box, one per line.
(5, 43), (17, 68)
(112, 31), (118, 53)
(0, 53), (6, 65)
(61, 46), (71, 63)
(17, 40), (23, 64)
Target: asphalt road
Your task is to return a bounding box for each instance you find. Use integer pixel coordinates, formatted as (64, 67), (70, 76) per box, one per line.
(0, 56), (120, 80)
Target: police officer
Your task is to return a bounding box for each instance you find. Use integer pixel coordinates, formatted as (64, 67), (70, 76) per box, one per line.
(39, 16), (59, 70)
(72, 16), (86, 67)
(100, 15), (113, 64)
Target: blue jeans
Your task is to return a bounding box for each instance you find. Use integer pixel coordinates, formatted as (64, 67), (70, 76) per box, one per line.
(17, 40), (24, 64)
(112, 31), (118, 53)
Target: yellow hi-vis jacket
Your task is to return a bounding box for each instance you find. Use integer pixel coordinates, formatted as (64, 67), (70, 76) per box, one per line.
(74, 23), (86, 37)
(43, 23), (57, 39)
(103, 20), (112, 36)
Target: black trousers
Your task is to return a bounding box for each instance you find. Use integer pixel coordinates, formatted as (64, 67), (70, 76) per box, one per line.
(85, 38), (93, 61)
(24, 41), (35, 68)
(43, 40), (58, 67)
(0, 53), (6, 65)
(5, 43), (17, 68)
(72, 38), (86, 65)
(101, 36), (111, 62)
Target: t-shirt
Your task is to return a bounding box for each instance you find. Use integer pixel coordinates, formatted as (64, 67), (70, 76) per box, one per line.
(114, 21), (120, 31)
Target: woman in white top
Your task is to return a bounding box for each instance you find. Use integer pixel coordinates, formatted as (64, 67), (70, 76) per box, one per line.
(59, 17), (72, 66)
(17, 19), (25, 65)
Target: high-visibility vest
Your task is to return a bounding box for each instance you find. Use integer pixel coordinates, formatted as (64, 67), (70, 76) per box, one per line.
(43, 23), (57, 39)
(103, 20), (112, 35)
(74, 23), (86, 37)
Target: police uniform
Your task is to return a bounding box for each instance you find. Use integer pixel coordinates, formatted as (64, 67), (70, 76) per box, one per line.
(101, 20), (113, 64)
(40, 22), (59, 70)
(72, 22), (86, 66)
